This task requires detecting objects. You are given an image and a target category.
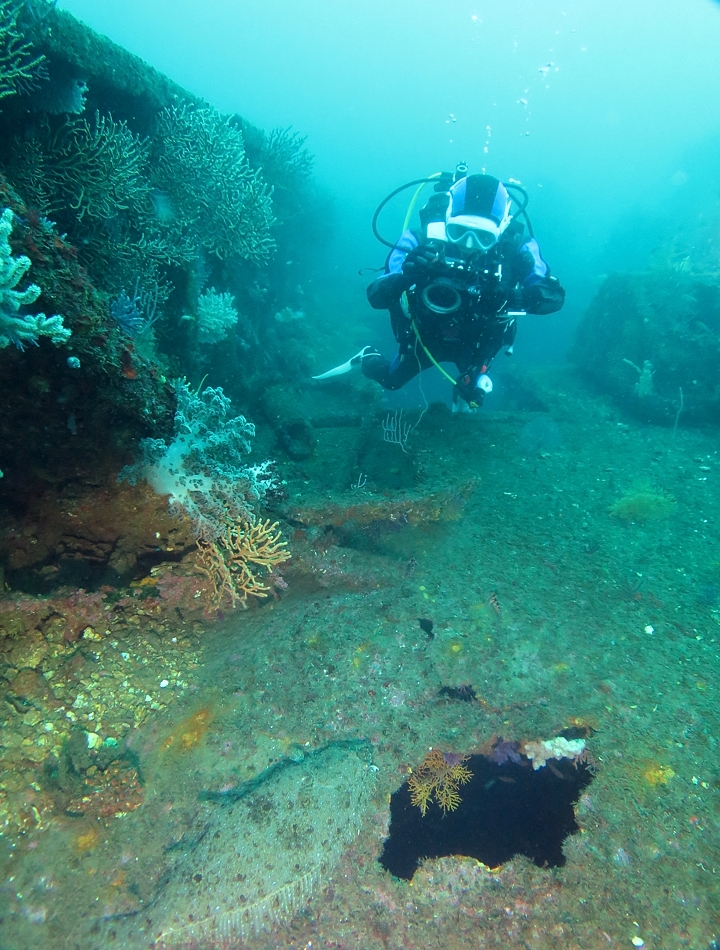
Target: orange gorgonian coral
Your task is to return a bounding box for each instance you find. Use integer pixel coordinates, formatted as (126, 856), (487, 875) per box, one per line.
(196, 517), (290, 609)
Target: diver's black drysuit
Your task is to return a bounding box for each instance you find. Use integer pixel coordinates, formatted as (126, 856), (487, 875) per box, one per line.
(362, 220), (565, 405)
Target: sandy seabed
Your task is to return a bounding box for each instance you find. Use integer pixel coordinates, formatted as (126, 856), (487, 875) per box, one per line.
(1, 377), (718, 950)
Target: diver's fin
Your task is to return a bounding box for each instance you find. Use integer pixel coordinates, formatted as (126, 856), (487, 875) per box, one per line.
(312, 346), (380, 380)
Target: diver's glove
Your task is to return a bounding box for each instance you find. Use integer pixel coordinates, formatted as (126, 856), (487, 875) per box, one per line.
(401, 245), (441, 283)
(521, 283), (545, 313)
(505, 288), (525, 313)
(396, 317), (414, 349)
(456, 371), (493, 408)
(456, 373), (483, 408)
(520, 277), (565, 315)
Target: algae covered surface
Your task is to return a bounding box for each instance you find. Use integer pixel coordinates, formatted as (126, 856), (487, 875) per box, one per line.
(1, 373), (719, 950)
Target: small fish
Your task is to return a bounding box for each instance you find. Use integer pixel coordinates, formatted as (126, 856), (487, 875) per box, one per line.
(418, 618), (434, 638)
(438, 683), (477, 703)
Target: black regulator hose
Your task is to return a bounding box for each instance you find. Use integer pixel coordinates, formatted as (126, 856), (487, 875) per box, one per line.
(504, 181), (534, 238)
(371, 177), (448, 249)
(372, 175), (534, 249)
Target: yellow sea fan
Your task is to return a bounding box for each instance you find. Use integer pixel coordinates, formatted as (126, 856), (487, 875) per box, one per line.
(407, 749), (473, 816)
(409, 782), (433, 817)
(435, 784), (462, 813)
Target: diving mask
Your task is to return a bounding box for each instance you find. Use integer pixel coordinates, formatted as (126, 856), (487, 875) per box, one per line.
(445, 214), (499, 251)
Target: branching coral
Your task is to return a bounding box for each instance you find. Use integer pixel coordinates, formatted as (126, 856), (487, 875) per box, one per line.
(110, 278), (160, 338)
(48, 112), (149, 221)
(258, 126), (314, 204)
(123, 386), (290, 608)
(0, 0), (46, 102)
(408, 749), (472, 816)
(8, 111), (149, 230)
(0, 206), (70, 349)
(151, 104), (275, 262)
(3, 103), (276, 300)
(196, 517), (290, 609)
(81, 223), (177, 298)
(5, 111), (185, 293)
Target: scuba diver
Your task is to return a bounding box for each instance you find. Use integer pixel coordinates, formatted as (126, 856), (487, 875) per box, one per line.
(314, 166), (565, 410)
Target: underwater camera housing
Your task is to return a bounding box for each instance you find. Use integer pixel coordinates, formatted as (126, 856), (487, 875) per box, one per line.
(421, 276), (465, 314)
(417, 240), (504, 316)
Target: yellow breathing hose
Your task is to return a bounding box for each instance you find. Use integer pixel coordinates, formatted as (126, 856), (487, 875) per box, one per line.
(410, 319), (457, 385)
(401, 172), (457, 387)
(402, 171), (441, 231)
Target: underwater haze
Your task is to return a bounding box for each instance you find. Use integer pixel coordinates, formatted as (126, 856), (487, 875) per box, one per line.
(2, 1), (720, 948)
(60, 0), (720, 358)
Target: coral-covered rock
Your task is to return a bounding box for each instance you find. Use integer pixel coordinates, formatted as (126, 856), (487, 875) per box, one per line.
(5, 668), (59, 711)
(0, 476), (194, 586)
(0, 595), (53, 631)
(571, 270), (720, 424)
(64, 759), (144, 818)
(7, 627), (49, 669)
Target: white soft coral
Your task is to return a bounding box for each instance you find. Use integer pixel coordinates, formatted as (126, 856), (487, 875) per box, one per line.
(0, 208), (70, 349)
(120, 381), (278, 541)
(522, 736), (587, 770)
